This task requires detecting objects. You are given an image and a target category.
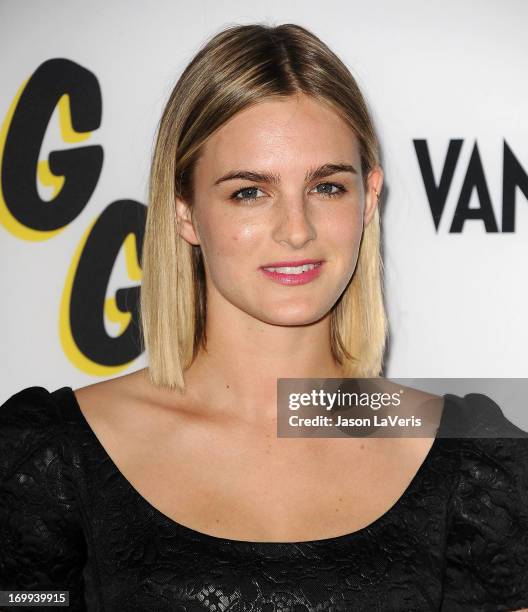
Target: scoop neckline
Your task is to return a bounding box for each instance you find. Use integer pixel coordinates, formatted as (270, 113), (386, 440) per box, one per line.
(57, 385), (452, 548)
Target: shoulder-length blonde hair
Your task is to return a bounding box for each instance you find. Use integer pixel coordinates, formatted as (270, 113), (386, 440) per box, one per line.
(139, 22), (388, 391)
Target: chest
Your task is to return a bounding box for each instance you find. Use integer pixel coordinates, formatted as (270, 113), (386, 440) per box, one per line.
(104, 425), (432, 542)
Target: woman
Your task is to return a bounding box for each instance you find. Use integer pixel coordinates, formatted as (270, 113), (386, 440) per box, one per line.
(1, 22), (528, 612)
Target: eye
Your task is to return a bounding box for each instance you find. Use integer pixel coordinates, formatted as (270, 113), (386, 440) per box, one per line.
(311, 182), (347, 198)
(230, 186), (265, 203)
(229, 182), (347, 204)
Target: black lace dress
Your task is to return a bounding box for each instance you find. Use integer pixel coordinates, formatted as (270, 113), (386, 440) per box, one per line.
(1, 386), (528, 612)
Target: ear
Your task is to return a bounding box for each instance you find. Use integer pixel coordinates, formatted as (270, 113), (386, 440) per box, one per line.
(175, 196), (200, 246)
(364, 166), (384, 227)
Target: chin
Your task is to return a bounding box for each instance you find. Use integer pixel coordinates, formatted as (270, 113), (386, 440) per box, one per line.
(256, 304), (329, 327)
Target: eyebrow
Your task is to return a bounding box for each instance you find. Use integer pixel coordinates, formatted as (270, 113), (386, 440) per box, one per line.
(213, 162), (358, 186)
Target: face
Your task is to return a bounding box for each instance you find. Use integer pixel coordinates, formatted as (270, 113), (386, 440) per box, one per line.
(176, 93), (383, 327)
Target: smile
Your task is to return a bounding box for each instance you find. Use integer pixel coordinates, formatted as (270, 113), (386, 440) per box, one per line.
(260, 262), (324, 285)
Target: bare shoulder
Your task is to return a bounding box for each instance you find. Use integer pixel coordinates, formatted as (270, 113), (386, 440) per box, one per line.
(72, 368), (187, 440)
(74, 368), (140, 416)
(74, 367), (148, 403)
(370, 378), (443, 403)
(367, 379), (445, 466)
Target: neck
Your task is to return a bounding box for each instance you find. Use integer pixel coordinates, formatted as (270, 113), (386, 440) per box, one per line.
(181, 307), (345, 425)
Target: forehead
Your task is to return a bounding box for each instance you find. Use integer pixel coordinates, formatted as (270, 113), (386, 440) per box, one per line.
(195, 94), (360, 178)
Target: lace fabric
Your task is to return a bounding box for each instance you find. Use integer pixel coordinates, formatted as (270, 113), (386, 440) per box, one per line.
(0, 386), (527, 611)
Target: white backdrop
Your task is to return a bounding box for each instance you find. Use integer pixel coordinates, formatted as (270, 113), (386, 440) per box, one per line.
(1, 0), (527, 403)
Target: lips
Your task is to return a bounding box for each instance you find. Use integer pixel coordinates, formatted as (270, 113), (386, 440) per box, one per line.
(259, 261), (324, 286)
(260, 259), (323, 269)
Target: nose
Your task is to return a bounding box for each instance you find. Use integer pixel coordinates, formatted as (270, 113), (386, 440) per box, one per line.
(271, 197), (317, 249)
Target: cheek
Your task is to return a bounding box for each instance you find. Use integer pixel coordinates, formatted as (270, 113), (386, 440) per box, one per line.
(340, 221), (363, 251)
(218, 222), (262, 256)
(322, 204), (363, 249)
(200, 217), (263, 273)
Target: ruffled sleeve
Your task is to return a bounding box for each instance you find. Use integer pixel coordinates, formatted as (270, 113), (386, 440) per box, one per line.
(440, 395), (528, 611)
(0, 386), (87, 610)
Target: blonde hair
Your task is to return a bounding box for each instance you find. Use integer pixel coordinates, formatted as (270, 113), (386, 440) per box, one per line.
(139, 22), (388, 391)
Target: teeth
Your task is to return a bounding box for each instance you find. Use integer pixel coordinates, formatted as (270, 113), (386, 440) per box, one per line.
(264, 263), (319, 274)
